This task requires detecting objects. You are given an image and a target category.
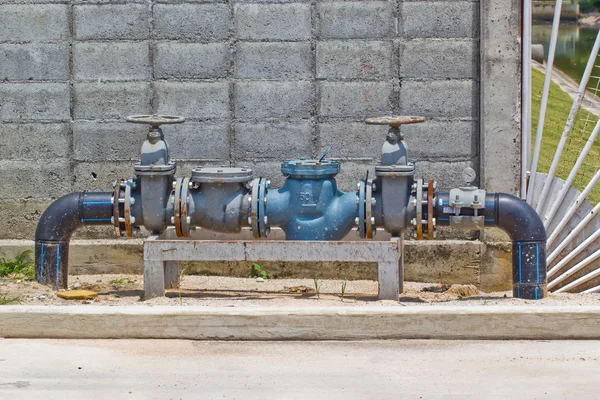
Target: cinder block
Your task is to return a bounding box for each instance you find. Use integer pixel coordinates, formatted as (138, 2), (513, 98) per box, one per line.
(235, 4), (311, 40)
(413, 160), (475, 190)
(235, 81), (313, 119)
(73, 122), (146, 162)
(317, 2), (394, 39)
(400, 39), (477, 79)
(155, 82), (230, 120)
(317, 41), (393, 80)
(0, 44), (69, 81)
(400, 80), (476, 118)
(0, 5), (68, 42)
(319, 122), (382, 160)
(318, 82), (393, 118)
(0, 83), (70, 122)
(154, 4), (230, 41)
(235, 161), (286, 188)
(73, 161), (136, 192)
(154, 43), (229, 79)
(235, 42), (312, 79)
(0, 200), (52, 240)
(74, 4), (149, 40)
(402, 120), (477, 159)
(166, 122), (230, 161)
(233, 121), (313, 160)
(0, 123), (70, 160)
(74, 82), (151, 120)
(402, 2), (478, 39)
(74, 42), (150, 81)
(0, 160), (71, 199)
(334, 161), (375, 192)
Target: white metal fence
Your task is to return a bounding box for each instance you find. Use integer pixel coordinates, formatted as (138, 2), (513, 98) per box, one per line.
(523, 0), (600, 293)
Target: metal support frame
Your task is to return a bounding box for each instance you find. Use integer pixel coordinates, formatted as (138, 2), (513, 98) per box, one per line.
(143, 230), (403, 301)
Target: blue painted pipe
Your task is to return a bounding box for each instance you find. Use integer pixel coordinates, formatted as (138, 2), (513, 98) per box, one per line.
(35, 192), (113, 289)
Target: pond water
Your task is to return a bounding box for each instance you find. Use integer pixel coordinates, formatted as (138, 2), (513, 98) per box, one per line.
(533, 22), (600, 87)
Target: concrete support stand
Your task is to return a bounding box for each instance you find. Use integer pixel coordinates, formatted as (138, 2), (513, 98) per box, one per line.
(143, 231), (403, 301)
(164, 261), (180, 289)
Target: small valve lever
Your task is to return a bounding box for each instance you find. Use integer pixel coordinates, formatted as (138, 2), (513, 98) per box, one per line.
(319, 146), (332, 162)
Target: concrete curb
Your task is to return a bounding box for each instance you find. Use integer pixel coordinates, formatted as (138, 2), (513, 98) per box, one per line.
(1, 305), (600, 340)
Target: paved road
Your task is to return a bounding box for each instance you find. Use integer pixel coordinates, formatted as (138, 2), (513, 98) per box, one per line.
(0, 339), (598, 399)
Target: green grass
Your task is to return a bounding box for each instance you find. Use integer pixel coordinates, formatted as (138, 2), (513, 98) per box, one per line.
(0, 250), (35, 281)
(531, 68), (600, 205)
(0, 294), (21, 305)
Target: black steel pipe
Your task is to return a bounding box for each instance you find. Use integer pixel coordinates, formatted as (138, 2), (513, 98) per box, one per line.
(435, 192), (547, 299)
(35, 192), (113, 289)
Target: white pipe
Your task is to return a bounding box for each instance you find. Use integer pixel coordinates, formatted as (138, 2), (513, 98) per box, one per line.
(521, 0), (533, 199)
(543, 120), (600, 228)
(535, 30), (600, 213)
(547, 200), (600, 265)
(553, 249), (600, 293)
(527, 0), (564, 205)
(582, 284), (600, 294)
(547, 169), (600, 247)
(548, 228), (600, 279)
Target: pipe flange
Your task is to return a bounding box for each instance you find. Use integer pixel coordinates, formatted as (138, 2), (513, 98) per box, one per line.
(415, 178), (423, 240)
(179, 177), (191, 237)
(357, 179), (366, 239)
(112, 179), (124, 237)
(173, 177), (183, 237)
(365, 178), (375, 239)
(250, 178), (260, 238)
(427, 180), (435, 240)
(124, 182), (133, 237)
(257, 178), (269, 238)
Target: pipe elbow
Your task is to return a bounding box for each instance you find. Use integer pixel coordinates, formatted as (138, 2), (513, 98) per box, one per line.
(35, 192), (83, 242)
(492, 193), (546, 243)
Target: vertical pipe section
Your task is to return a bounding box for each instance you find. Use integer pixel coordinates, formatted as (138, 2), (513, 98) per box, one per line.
(436, 192), (547, 299)
(521, 0), (533, 199)
(527, 0), (563, 204)
(35, 192), (113, 289)
(535, 30), (600, 213)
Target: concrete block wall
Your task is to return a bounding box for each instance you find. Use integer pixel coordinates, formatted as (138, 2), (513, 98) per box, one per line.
(0, 0), (493, 240)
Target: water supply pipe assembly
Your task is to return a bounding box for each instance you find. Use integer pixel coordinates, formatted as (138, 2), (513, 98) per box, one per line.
(35, 115), (547, 299)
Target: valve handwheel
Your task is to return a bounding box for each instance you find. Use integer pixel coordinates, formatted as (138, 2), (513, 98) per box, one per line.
(365, 116), (425, 128)
(126, 114), (185, 127)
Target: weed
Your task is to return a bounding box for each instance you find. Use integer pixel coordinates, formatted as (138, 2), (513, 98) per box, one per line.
(313, 275), (321, 299)
(109, 278), (129, 285)
(340, 280), (347, 301)
(0, 250), (35, 281)
(0, 294), (21, 305)
(249, 263), (269, 280)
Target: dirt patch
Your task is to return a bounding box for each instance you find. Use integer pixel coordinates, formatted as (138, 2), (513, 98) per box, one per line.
(1, 274), (600, 307)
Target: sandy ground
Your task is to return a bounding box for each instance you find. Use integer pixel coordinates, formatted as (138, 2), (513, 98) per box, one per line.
(2, 274), (600, 307)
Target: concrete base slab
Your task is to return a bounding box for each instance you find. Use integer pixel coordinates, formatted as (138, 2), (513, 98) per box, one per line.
(1, 305), (599, 340)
